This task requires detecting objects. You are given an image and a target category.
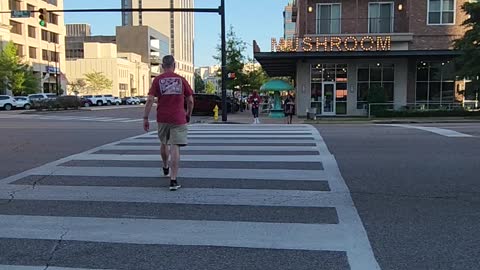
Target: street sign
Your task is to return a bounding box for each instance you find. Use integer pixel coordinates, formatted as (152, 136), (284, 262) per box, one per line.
(11, 10), (31, 18)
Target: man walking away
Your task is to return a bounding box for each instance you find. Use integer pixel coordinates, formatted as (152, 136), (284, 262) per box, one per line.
(143, 55), (194, 191)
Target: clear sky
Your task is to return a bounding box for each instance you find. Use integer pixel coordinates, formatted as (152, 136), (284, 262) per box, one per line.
(64, 0), (290, 67)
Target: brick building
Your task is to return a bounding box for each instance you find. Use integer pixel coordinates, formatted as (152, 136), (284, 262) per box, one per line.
(254, 0), (473, 116)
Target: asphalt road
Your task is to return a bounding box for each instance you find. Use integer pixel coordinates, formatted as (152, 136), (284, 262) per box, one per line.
(0, 106), (208, 179)
(0, 108), (479, 270)
(316, 123), (480, 270)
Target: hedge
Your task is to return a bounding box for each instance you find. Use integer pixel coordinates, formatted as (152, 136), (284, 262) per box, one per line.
(33, 95), (81, 111)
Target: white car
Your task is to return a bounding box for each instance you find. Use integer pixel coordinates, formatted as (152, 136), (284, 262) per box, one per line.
(83, 95), (108, 106)
(102, 95), (117, 105)
(125, 97), (141, 105)
(113, 97), (122, 105)
(27, 93), (57, 101)
(13, 96), (32, 110)
(0, 95), (18, 111)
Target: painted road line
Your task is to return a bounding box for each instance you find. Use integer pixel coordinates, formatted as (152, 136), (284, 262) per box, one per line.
(0, 215), (355, 252)
(0, 265), (113, 270)
(103, 145), (318, 151)
(385, 124), (473, 137)
(73, 154), (324, 162)
(0, 185), (341, 207)
(26, 166), (326, 180)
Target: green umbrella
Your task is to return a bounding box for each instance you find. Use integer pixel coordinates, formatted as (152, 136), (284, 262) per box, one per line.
(259, 80), (295, 118)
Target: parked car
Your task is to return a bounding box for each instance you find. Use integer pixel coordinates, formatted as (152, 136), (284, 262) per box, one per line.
(0, 95), (17, 111)
(124, 96), (141, 105)
(83, 95), (108, 106)
(191, 94), (221, 115)
(13, 96), (32, 110)
(80, 97), (93, 107)
(113, 97), (122, 105)
(27, 93), (57, 101)
(102, 94), (116, 105)
(136, 96), (148, 104)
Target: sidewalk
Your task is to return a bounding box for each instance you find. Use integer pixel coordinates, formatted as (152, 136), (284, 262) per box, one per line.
(207, 111), (303, 124)
(205, 111), (480, 125)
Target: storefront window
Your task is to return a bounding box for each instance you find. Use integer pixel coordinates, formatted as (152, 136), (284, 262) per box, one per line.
(357, 63), (395, 109)
(415, 61), (455, 105)
(311, 64), (348, 115)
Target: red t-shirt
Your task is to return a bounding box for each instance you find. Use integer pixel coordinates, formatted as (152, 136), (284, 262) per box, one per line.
(148, 71), (194, 125)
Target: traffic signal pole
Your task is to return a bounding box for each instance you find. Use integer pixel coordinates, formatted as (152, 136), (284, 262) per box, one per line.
(4, 2), (229, 121)
(220, 0), (228, 122)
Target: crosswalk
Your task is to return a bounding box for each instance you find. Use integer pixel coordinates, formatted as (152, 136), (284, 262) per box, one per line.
(0, 124), (380, 270)
(0, 113), (144, 123)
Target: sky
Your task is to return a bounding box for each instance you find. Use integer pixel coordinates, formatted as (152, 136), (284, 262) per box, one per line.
(64, 0), (290, 67)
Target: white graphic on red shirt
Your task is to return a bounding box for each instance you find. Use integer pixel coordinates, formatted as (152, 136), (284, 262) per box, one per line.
(159, 77), (182, 95)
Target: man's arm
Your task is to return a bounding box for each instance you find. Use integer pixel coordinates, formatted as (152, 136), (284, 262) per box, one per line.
(185, 95), (194, 122)
(142, 95), (155, 131)
(143, 95), (155, 119)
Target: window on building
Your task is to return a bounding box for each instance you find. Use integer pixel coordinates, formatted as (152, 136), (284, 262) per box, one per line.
(41, 30), (48, 41)
(29, 47), (37, 59)
(14, 43), (24, 56)
(10, 20), (22, 35)
(285, 11), (292, 21)
(428, 0), (455, 24)
(9, 0), (21, 10)
(415, 61), (455, 105)
(357, 63), (395, 109)
(49, 32), (59, 43)
(369, 2), (394, 33)
(27, 4), (35, 17)
(316, 4), (341, 34)
(48, 13), (59, 25)
(311, 64), (349, 115)
(42, 49), (48, 61)
(28, 25), (36, 38)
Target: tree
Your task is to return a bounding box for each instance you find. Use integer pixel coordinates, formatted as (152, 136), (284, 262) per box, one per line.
(0, 41), (40, 95)
(454, 2), (480, 79)
(194, 73), (205, 93)
(243, 63), (269, 93)
(84, 72), (113, 94)
(214, 25), (248, 91)
(68, 78), (87, 95)
(205, 81), (216, 94)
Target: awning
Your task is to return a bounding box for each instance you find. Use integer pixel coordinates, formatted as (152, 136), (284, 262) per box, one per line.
(254, 50), (462, 77)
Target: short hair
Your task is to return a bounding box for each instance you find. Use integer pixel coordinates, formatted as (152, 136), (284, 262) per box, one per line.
(162, 55), (175, 68)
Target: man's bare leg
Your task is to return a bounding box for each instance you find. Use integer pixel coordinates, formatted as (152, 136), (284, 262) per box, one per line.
(161, 144), (169, 168)
(169, 144), (181, 190)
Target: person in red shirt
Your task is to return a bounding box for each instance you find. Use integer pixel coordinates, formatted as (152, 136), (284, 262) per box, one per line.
(143, 55), (194, 191)
(248, 91), (262, 124)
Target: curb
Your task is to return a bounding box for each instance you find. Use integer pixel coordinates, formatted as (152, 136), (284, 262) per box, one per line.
(20, 109), (91, 114)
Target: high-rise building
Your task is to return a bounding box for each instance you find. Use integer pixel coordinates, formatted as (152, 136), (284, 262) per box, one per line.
(66, 23), (91, 37)
(0, 0), (67, 94)
(121, 0), (195, 86)
(284, 1), (296, 39)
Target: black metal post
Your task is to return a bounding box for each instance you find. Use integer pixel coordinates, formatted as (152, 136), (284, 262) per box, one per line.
(220, 0), (227, 121)
(55, 45), (59, 95)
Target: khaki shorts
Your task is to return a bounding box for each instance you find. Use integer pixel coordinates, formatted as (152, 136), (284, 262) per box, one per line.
(157, 123), (188, 146)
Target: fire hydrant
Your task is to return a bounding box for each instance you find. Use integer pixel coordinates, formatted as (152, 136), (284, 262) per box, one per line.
(213, 105), (219, 121)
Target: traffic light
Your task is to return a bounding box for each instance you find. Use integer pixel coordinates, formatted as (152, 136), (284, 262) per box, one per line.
(38, 8), (47, 27)
(228, 72), (236, 79)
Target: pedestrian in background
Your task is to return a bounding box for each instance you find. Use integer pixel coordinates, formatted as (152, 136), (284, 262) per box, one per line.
(284, 94), (295, 124)
(143, 55), (194, 191)
(248, 91), (262, 124)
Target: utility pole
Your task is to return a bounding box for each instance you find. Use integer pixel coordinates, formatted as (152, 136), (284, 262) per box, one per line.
(220, 0), (227, 121)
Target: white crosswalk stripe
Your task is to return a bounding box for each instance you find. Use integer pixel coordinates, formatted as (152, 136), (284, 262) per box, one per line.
(0, 114), (146, 123)
(0, 124), (380, 270)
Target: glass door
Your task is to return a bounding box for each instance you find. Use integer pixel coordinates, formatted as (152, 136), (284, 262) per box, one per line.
(322, 82), (336, 115)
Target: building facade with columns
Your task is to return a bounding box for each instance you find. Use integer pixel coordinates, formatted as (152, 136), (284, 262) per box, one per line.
(1, 0), (67, 94)
(255, 0), (471, 117)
